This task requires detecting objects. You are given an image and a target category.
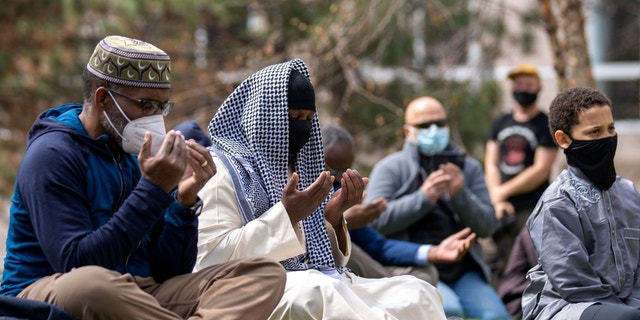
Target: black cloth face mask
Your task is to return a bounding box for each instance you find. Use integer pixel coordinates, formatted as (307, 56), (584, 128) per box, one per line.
(512, 91), (538, 107)
(564, 135), (617, 190)
(288, 119), (312, 164)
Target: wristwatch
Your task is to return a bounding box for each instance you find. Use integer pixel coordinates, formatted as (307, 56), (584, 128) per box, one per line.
(186, 197), (204, 217)
(175, 193), (204, 217)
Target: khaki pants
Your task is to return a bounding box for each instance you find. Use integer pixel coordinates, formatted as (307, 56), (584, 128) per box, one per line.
(18, 257), (285, 320)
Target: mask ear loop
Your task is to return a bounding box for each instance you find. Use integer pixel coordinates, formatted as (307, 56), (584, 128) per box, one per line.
(407, 125), (418, 138)
(107, 91), (133, 122)
(562, 132), (575, 148)
(103, 91), (131, 143)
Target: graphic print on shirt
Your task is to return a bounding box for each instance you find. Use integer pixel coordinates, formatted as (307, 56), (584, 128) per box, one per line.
(497, 125), (538, 177)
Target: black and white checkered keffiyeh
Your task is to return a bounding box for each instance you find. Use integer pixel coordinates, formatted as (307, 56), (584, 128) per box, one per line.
(208, 58), (337, 271)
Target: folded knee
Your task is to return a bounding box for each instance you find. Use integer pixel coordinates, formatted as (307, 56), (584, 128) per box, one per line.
(235, 257), (287, 284)
(53, 266), (129, 308)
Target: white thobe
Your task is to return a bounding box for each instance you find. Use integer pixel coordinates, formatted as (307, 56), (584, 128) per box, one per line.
(196, 155), (446, 320)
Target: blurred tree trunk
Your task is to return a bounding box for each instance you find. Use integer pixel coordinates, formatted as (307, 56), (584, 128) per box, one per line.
(539, 0), (597, 89)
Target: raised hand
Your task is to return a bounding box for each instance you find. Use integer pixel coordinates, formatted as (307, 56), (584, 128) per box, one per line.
(138, 130), (188, 193)
(175, 139), (216, 207)
(343, 198), (387, 230)
(419, 169), (451, 203)
(325, 169), (367, 228)
(427, 227), (476, 264)
(282, 171), (333, 225)
(440, 163), (464, 197)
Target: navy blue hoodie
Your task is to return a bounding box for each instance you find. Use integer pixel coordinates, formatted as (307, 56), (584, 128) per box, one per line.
(1, 104), (197, 296)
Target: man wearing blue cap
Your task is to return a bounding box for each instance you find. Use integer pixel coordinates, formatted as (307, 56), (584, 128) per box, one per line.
(0, 35), (285, 319)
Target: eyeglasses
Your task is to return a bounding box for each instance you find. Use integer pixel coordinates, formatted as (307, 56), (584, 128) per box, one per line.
(109, 90), (174, 117)
(410, 119), (448, 129)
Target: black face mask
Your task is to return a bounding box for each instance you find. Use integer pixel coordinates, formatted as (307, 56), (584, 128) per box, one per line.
(564, 135), (617, 190)
(512, 91), (538, 107)
(288, 119), (312, 164)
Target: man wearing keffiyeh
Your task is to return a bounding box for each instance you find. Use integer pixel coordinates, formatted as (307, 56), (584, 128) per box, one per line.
(196, 58), (446, 319)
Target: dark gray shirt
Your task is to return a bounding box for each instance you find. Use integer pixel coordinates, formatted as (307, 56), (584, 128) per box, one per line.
(365, 141), (499, 282)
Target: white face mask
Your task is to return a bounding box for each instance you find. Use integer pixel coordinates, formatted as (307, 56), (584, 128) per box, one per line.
(104, 91), (166, 155)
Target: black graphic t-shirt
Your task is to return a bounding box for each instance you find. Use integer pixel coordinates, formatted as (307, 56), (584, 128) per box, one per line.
(489, 112), (555, 210)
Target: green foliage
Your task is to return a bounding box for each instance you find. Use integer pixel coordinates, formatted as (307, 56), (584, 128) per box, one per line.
(346, 85), (406, 149)
(484, 18), (506, 39)
(519, 8), (542, 54)
(452, 80), (502, 158)
(0, 140), (22, 198)
(423, 0), (472, 65)
(0, 51), (11, 77)
(0, 0), (508, 197)
(378, 32), (415, 66)
(334, 76), (500, 177)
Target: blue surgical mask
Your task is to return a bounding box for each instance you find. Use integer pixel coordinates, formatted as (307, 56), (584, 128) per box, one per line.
(416, 125), (449, 155)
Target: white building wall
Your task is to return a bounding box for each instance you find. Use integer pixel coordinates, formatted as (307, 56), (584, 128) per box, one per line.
(491, 0), (640, 184)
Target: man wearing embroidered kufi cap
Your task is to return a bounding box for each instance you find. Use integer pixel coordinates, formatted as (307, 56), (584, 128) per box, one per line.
(1, 35), (286, 319)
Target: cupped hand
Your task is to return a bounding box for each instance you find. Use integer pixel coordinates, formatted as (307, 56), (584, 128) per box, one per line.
(428, 227), (476, 264)
(441, 163), (464, 196)
(139, 130), (188, 193)
(325, 169), (367, 228)
(282, 171), (333, 225)
(419, 169), (451, 203)
(175, 139), (216, 207)
(343, 198), (387, 230)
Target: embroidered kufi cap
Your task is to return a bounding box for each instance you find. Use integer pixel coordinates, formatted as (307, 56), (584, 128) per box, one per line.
(86, 35), (171, 89)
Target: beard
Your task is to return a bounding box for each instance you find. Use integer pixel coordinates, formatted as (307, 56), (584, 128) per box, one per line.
(100, 104), (127, 150)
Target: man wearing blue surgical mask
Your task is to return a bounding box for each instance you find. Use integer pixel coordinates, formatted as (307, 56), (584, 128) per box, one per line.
(365, 96), (510, 320)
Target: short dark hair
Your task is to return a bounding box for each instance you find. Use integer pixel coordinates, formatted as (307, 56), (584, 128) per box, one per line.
(82, 67), (119, 104)
(321, 124), (355, 151)
(548, 87), (612, 139)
